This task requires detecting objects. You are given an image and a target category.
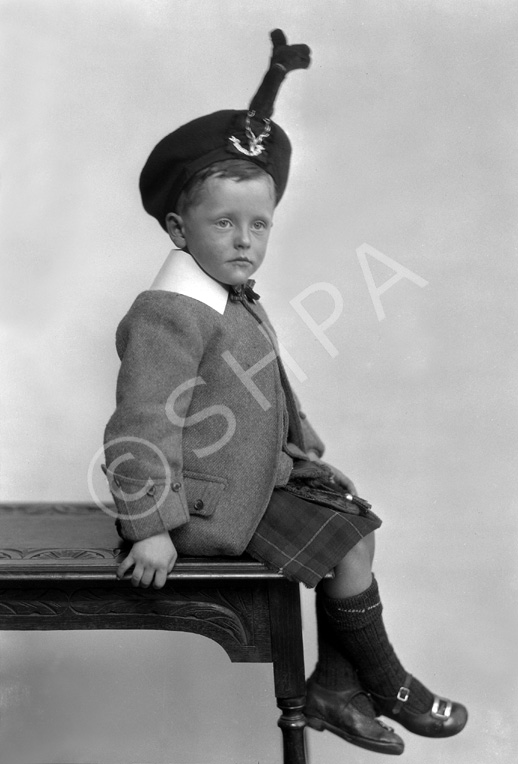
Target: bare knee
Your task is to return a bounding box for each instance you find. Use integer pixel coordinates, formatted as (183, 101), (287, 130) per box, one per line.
(336, 535), (373, 576)
(323, 533), (375, 598)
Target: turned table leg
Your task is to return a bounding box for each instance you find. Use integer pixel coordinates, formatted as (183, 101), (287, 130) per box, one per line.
(277, 696), (307, 764)
(268, 580), (308, 764)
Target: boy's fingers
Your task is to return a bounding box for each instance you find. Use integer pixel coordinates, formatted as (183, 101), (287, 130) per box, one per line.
(333, 471), (357, 494)
(152, 568), (168, 590)
(117, 554), (135, 579)
(138, 567), (154, 589)
(131, 563), (144, 587)
(168, 552), (178, 573)
(341, 479), (356, 493)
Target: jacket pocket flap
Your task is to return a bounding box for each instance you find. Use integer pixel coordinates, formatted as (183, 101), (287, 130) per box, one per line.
(183, 471), (227, 518)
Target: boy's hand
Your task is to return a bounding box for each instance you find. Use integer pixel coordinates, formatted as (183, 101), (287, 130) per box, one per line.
(325, 464), (358, 496)
(306, 450), (358, 495)
(117, 531), (177, 590)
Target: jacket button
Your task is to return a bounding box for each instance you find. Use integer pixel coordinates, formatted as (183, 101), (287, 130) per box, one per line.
(193, 499), (204, 511)
(146, 485), (156, 497)
(114, 477), (121, 488)
(299, 411), (307, 420)
(171, 482), (182, 492)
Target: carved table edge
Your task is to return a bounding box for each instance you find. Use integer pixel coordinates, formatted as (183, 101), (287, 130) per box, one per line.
(0, 559), (288, 582)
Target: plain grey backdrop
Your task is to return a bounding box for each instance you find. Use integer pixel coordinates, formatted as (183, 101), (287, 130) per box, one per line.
(1, 1), (517, 762)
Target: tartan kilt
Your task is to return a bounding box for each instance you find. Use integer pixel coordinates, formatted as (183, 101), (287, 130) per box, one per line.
(245, 461), (382, 588)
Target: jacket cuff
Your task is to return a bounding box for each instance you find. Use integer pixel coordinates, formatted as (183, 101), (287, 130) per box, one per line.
(298, 410), (326, 458)
(102, 467), (190, 542)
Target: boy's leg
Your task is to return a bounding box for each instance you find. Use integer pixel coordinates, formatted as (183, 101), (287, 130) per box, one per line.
(306, 582), (405, 754)
(323, 529), (375, 597)
(319, 533), (468, 738)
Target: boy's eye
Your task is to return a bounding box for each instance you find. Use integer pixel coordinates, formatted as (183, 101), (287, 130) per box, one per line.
(252, 220), (267, 231)
(216, 219), (232, 228)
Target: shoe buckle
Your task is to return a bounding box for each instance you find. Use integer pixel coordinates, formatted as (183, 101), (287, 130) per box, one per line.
(431, 696), (452, 720)
(397, 686), (410, 703)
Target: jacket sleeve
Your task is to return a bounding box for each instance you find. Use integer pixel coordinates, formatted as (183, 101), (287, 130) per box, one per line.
(291, 390), (326, 458)
(298, 409), (326, 458)
(103, 293), (212, 541)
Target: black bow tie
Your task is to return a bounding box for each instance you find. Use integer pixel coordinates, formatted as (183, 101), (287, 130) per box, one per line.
(229, 280), (260, 303)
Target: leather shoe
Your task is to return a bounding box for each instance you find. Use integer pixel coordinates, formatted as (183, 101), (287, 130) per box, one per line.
(305, 677), (405, 755)
(371, 674), (468, 738)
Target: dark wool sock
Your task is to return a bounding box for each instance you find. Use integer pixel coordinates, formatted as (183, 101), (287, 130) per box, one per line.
(312, 591), (375, 717)
(321, 577), (434, 715)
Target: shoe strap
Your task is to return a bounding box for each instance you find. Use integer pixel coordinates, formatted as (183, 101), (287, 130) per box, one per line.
(334, 686), (373, 707)
(307, 678), (373, 708)
(349, 688), (375, 705)
(391, 673), (413, 715)
(370, 676), (454, 721)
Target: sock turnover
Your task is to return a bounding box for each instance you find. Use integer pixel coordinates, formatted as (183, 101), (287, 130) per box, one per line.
(321, 577), (434, 715)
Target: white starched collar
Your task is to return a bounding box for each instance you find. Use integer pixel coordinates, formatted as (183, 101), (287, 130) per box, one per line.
(149, 249), (229, 315)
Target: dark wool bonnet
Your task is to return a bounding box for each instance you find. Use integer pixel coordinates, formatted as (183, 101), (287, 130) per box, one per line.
(139, 30), (310, 230)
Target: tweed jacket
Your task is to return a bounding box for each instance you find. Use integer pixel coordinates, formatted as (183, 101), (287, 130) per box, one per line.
(103, 250), (326, 555)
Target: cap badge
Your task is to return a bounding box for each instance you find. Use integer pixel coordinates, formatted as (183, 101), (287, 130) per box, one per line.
(229, 110), (271, 157)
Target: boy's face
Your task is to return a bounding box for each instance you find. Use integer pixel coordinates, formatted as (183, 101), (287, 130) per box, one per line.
(166, 175), (275, 286)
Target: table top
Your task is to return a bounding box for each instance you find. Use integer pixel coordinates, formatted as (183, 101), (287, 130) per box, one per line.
(0, 503), (280, 581)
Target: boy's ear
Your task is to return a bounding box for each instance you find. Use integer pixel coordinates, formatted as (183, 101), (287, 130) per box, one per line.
(165, 213), (186, 248)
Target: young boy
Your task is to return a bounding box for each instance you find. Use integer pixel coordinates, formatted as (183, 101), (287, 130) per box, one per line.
(103, 30), (467, 756)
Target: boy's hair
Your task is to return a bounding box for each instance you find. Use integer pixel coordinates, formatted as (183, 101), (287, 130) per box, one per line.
(176, 159), (277, 216)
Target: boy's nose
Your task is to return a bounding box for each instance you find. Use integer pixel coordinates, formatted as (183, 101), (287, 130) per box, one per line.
(234, 226), (251, 249)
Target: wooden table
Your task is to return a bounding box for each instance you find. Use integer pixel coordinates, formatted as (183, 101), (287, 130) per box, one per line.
(0, 503), (308, 764)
